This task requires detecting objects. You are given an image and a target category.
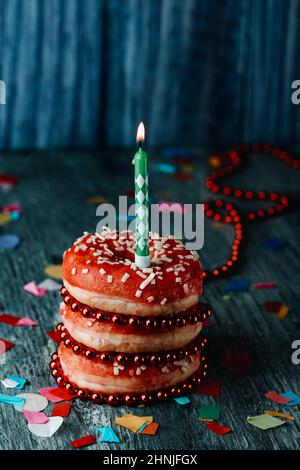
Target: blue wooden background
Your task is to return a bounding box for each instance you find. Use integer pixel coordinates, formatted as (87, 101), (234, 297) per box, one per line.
(0, 0), (300, 150)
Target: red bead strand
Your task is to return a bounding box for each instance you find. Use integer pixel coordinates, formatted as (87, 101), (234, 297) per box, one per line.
(203, 144), (299, 279)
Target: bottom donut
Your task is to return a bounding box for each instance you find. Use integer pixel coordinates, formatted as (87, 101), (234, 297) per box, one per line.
(49, 347), (208, 406)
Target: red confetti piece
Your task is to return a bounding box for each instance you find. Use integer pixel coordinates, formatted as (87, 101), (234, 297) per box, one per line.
(173, 172), (192, 181)
(0, 174), (18, 187)
(264, 301), (282, 313)
(51, 402), (72, 417)
(0, 314), (20, 326)
(47, 331), (61, 343)
(196, 380), (221, 397)
(140, 422), (159, 435)
(0, 338), (15, 352)
(71, 434), (96, 449)
(254, 282), (277, 289)
(265, 391), (292, 404)
(221, 347), (254, 373)
(205, 421), (232, 436)
(49, 387), (75, 401)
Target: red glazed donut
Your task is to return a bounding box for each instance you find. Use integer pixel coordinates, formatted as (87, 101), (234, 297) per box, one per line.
(63, 230), (202, 316)
(58, 342), (202, 394)
(52, 228), (209, 401)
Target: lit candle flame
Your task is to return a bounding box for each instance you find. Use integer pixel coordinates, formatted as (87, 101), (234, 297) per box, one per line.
(136, 122), (145, 144)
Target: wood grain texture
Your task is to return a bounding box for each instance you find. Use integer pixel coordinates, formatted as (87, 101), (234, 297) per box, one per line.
(1, 0), (300, 149)
(0, 149), (299, 450)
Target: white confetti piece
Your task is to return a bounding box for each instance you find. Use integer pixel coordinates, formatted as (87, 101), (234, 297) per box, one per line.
(15, 393), (48, 412)
(28, 416), (63, 437)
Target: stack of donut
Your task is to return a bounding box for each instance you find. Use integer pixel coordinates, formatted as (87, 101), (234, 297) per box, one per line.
(50, 228), (212, 405)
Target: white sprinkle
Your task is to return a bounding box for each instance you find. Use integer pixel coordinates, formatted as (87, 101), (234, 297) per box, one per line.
(175, 277), (182, 283)
(121, 273), (130, 283)
(113, 367), (119, 376)
(71, 267), (77, 275)
(151, 280), (156, 285)
(87, 321), (93, 327)
(140, 365), (147, 370)
(183, 284), (189, 294)
(166, 267), (174, 272)
(136, 367), (142, 376)
(135, 290), (142, 298)
(139, 272), (155, 290)
(136, 271), (147, 279)
(147, 296), (155, 303)
(82, 268), (89, 274)
(107, 275), (113, 283)
(161, 366), (170, 374)
(160, 297), (168, 305)
(99, 268), (106, 275)
(86, 260), (91, 264)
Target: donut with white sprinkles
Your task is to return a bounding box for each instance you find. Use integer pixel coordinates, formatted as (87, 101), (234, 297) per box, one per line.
(51, 228), (211, 404)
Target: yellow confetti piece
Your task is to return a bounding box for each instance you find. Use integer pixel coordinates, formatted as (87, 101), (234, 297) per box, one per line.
(44, 264), (63, 280)
(85, 196), (108, 205)
(115, 414), (153, 433)
(209, 155), (221, 168)
(180, 164), (193, 173)
(277, 304), (289, 320)
(222, 294), (231, 301)
(0, 213), (11, 226)
(264, 410), (294, 421)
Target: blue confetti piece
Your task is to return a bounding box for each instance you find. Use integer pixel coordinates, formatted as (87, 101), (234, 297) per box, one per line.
(281, 391), (300, 406)
(0, 394), (25, 408)
(95, 427), (120, 443)
(137, 422), (148, 433)
(154, 163), (177, 174)
(262, 238), (288, 251)
(0, 234), (20, 250)
(10, 211), (21, 221)
(173, 396), (190, 405)
(7, 375), (27, 390)
(225, 279), (252, 292)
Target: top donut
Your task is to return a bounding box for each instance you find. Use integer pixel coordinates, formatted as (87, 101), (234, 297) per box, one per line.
(63, 228), (203, 316)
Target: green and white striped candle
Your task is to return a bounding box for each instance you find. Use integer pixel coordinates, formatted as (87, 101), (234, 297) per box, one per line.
(134, 122), (150, 268)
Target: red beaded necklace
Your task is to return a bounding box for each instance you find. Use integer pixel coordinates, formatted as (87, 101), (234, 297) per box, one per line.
(203, 143), (300, 280)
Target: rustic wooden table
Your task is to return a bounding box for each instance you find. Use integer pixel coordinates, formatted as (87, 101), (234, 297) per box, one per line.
(0, 149), (299, 450)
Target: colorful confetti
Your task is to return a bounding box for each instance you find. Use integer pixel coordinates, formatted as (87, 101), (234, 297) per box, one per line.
(95, 427), (120, 443)
(16, 393), (48, 412)
(140, 423), (160, 435)
(23, 281), (47, 297)
(115, 413), (153, 433)
(221, 348), (254, 373)
(23, 410), (49, 424)
(225, 279), (252, 292)
(0, 339), (15, 352)
(44, 264), (63, 280)
(247, 414), (285, 430)
(71, 434), (96, 448)
(28, 417), (63, 438)
(196, 380), (221, 397)
(264, 410), (294, 421)
(265, 391), (292, 404)
(198, 404), (220, 422)
(0, 234), (20, 250)
(51, 402), (72, 417)
(280, 391), (300, 406)
(173, 396), (190, 405)
(205, 422), (232, 436)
